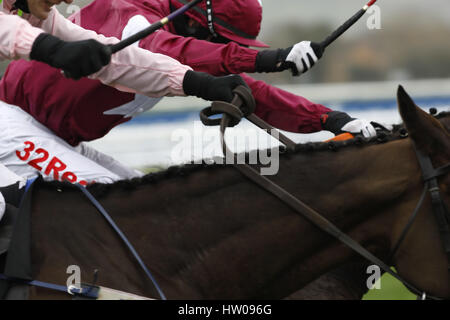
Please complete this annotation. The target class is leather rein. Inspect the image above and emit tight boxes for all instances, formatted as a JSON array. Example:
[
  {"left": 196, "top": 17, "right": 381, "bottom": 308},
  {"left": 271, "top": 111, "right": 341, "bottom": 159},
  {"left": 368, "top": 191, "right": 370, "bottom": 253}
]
[{"left": 200, "top": 86, "right": 450, "bottom": 300}]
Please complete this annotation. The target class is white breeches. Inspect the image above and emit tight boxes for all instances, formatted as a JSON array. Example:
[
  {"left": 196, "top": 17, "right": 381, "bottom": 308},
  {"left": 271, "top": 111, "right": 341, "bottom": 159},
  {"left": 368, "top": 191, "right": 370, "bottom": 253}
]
[{"left": 0, "top": 101, "right": 143, "bottom": 185}]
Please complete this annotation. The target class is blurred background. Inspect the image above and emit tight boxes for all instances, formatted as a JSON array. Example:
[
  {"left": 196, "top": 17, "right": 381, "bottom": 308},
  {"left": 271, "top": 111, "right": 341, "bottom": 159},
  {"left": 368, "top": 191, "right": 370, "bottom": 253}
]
[
  {"left": 3, "top": 0, "right": 450, "bottom": 300},
  {"left": 259, "top": 0, "right": 450, "bottom": 84}
]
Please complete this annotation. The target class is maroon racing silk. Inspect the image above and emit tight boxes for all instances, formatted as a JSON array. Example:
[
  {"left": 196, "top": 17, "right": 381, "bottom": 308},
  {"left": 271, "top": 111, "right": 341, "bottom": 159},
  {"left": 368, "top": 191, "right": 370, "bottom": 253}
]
[{"left": 0, "top": 0, "right": 330, "bottom": 146}]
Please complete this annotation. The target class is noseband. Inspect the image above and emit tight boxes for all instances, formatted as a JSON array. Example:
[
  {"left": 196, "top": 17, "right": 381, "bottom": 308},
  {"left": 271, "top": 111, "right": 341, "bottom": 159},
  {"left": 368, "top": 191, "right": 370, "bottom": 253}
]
[{"left": 200, "top": 86, "right": 450, "bottom": 300}]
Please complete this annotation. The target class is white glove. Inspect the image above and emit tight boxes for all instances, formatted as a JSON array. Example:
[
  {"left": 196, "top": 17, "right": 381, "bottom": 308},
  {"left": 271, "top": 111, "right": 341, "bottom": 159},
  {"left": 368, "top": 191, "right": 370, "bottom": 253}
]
[
  {"left": 341, "top": 119, "right": 377, "bottom": 138},
  {"left": 286, "top": 41, "right": 320, "bottom": 75}
]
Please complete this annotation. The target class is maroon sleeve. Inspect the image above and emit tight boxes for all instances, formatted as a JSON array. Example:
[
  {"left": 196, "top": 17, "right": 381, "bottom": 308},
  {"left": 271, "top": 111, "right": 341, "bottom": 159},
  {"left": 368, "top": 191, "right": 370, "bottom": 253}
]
[
  {"left": 241, "top": 74, "right": 332, "bottom": 134},
  {"left": 141, "top": 31, "right": 332, "bottom": 133},
  {"left": 72, "top": 0, "right": 332, "bottom": 134},
  {"left": 75, "top": 0, "right": 258, "bottom": 75},
  {"left": 140, "top": 30, "right": 258, "bottom": 76}
]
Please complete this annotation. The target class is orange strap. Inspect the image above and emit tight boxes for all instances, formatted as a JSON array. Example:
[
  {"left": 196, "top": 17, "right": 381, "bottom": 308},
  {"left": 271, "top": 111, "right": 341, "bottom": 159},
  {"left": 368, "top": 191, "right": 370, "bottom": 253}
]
[{"left": 325, "top": 133, "right": 354, "bottom": 142}]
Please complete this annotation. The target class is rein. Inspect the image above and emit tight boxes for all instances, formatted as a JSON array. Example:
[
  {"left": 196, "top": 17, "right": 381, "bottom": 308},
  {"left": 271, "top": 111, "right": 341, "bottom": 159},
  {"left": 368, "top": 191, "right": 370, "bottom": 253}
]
[
  {"left": 75, "top": 185, "right": 166, "bottom": 300},
  {"left": 0, "top": 178, "right": 161, "bottom": 300},
  {"left": 200, "top": 85, "right": 450, "bottom": 300},
  {"left": 389, "top": 149, "right": 450, "bottom": 263}
]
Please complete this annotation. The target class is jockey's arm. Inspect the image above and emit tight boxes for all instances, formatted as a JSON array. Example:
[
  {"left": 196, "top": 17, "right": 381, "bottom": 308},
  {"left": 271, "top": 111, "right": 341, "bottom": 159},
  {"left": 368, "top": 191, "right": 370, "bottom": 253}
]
[
  {"left": 29, "top": 7, "right": 242, "bottom": 103},
  {"left": 241, "top": 74, "right": 332, "bottom": 134},
  {"left": 39, "top": 7, "right": 190, "bottom": 97},
  {"left": 139, "top": 27, "right": 258, "bottom": 76},
  {"left": 134, "top": 18, "right": 377, "bottom": 138},
  {"left": 0, "top": 12, "right": 43, "bottom": 60},
  {"left": 0, "top": 11, "right": 112, "bottom": 79}
]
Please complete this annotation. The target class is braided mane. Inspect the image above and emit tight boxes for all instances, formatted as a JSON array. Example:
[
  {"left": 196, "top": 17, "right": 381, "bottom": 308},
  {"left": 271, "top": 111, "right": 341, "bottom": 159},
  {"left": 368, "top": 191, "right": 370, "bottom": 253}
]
[{"left": 41, "top": 111, "right": 450, "bottom": 197}]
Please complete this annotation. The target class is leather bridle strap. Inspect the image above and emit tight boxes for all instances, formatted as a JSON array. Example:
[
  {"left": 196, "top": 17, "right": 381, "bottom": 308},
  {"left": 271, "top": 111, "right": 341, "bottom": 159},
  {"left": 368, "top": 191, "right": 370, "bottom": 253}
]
[
  {"left": 205, "top": 86, "right": 298, "bottom": 152},
  {"left": 246, "top": 114, "right": 297, "bottom": 153},
  {"left": 389, "top": 156, "right": 450, "bottom": 265},
  {"left": 200, "top": 86, "right": 444, "bottom": 299},
  {"left": 388, "top": 184, "right": 428, "bottom": 263},
  {"left": 424, "top": 163, "right": 450, "bottom": 181},
  {"left": 414, "top": 146, "right": 450, "bottom": 263},
  {"left": 229, "top": 147, "right": 427, "bottom": 298}
]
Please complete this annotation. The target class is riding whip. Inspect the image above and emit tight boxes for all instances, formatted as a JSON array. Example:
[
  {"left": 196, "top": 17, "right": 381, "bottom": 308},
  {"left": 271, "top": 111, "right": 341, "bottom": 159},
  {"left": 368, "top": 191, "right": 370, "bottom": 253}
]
[
  {"left": 320, "top": 0, "right": 378, "bottom": 50},
  {"left": 63, "top": 0, "right": 202, "bottom": 78},
  {"left": 315, "top": 0, "right": 379, "bottom": 142}
]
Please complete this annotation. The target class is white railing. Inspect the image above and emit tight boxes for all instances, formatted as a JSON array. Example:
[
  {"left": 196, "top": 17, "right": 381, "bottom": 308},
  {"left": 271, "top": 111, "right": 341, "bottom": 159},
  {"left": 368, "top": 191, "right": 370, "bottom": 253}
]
[{"left": 150, "top": 78, "right": 450, "bottom": 114}]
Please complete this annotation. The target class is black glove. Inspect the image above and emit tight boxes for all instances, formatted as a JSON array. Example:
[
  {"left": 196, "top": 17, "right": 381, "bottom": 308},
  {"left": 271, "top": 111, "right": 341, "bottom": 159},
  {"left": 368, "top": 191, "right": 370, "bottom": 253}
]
[
  {"left": 30, "top": 33, "right": 112, "bottom": 80},
  {"left": 256, "top": 41, "right": 324, "bottom": 76},
  {"left": 321, "top": 111, "right": 377, "bottom": 138},
  {"left": 183, "top": 70, "right": 249, "bottom": 103}
]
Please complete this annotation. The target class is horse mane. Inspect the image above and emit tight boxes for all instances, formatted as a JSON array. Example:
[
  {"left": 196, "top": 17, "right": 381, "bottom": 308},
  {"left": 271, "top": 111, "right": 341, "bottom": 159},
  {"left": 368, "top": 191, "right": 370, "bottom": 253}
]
[
  {"left": 41, "top": 110, "right": 450, "bottom": 198},
  {"left": 435, "top": 110, "right": 450, "bottom": 119}
]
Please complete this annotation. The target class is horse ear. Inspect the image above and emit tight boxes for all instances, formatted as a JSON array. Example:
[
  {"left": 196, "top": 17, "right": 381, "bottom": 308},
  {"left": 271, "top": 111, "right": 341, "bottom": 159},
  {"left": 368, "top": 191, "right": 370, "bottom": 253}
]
[{"left": 397, "top": 85, "right": 450, "bottom": 158}]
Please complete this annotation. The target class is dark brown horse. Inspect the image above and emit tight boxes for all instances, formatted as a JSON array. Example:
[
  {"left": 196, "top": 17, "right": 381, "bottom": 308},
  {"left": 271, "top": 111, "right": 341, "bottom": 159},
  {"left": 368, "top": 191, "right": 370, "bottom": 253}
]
[
  {"left": 286, "top": 258, "right": 372, "bottom": 300},
  {"left": 1, "top": 86, "right": 448, "bottom": 299}
]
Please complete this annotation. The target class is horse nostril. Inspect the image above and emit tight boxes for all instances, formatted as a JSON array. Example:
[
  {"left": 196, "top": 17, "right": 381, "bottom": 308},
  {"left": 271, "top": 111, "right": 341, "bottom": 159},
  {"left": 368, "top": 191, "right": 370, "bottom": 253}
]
[{"left": 429, "top": 108, "right": 437, "bottom": 116}]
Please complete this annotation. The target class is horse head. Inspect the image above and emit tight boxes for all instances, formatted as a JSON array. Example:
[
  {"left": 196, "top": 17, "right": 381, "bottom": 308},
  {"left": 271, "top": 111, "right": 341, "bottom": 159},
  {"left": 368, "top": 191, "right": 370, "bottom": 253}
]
[{"left": 395, "top": 85, "right": 450, "bottom": 298}]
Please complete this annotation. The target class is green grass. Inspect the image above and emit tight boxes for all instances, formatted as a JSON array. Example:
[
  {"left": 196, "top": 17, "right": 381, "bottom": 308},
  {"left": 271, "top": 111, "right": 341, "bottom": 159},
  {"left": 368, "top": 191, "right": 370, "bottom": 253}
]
[{"left": 363, "top": 271, "right": 417, "bottom": 300}]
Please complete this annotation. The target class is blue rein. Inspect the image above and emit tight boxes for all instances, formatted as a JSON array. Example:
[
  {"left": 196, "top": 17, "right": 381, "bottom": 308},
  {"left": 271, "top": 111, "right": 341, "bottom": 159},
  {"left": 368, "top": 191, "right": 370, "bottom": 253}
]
[
  {"left": 0, "top": 274, "right": 98, "bottom": 298},
  {"left": 22, "top": 177, "right": 37, "bottom": 200},
  {"left": 75, "top": 184, "right": 167, "bottom": 300},
  {"left": 1, "top": 178, "right": 166, "bottom": 300}
]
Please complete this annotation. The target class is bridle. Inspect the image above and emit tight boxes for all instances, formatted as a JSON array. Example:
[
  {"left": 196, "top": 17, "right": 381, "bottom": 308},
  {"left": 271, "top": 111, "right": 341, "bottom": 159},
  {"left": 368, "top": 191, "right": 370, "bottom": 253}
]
[
  {"left": 389, "top": 147, "right": 450, "bottom": 264},
  {"left": 200, "top": 85, "right": 450, "bottom": 300},
  {"left": 387, "top": 146, "right": 450, "bottom": 300}
]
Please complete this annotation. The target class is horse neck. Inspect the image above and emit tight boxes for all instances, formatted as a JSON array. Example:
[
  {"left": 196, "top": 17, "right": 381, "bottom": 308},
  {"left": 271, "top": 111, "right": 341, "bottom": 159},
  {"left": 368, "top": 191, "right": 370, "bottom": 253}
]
[
  {"left": 31, "top": 137, "right": 416, "bottom": 299},
  {"left": 103, "top": 137, "right": 419, "bottom": 299}
]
